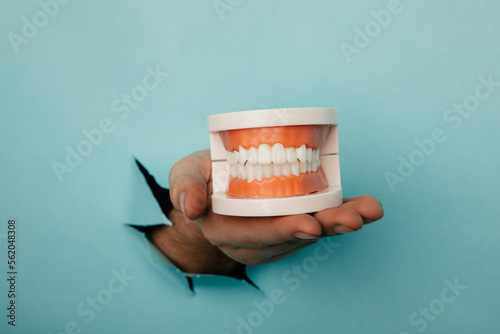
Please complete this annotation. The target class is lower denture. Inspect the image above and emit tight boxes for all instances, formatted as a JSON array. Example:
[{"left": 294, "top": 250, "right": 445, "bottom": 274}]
[{"left": 227, "top": 168, "right": 329, "bottom": 198}]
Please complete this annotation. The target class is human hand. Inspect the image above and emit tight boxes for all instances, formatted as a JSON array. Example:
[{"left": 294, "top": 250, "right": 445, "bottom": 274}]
[{"left": 151, "top": 149, "right": 384, "bottom": 276}]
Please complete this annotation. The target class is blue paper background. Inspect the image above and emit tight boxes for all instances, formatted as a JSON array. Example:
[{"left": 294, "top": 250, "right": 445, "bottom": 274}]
[{"left": 1, "top": 0, "right": 499, "bottom": 333}]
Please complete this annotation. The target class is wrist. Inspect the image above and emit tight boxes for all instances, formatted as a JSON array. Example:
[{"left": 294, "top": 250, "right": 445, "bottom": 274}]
[{"left": 149, "top": 209, "right": 244, "bottom": 276}]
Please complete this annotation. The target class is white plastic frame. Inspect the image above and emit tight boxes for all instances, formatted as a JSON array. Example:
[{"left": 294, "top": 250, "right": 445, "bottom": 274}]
[{"left": 208, "top": 108, "right": 342, "bottom": 217}]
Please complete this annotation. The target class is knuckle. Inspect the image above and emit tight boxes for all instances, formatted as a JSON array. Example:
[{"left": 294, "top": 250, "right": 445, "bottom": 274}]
[{"left": 344, "top": 206, "right": 364, "bottom": 230}]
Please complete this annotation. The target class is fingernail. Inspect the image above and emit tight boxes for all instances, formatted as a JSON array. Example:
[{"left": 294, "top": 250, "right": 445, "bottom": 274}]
[
  {"left": 333, "top": 225, "right": 355, "bottom": 234},
  {"left": 180, "top": 192, "right": 186, "bottom": 214},
  {"left": 294, "top": 232, "right": 319, "bottom": 240}
]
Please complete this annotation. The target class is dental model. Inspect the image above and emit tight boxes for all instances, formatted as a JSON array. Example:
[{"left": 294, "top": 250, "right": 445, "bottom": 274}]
[{"left": 208, "top": 108, "right": 342, "bottom": 217}]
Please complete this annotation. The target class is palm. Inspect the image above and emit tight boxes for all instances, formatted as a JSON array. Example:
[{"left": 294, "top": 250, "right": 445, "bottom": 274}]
[{"left": 168, "top": 150, "right": 384, "bottom": 267}]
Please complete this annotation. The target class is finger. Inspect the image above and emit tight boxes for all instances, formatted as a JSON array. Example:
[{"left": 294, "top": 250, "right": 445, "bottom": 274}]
[
  {"left": 313, "top": 205, "right": 364, "bottom": 236},
  {"left": 343, "top": 195, "right": 384, "bottom": 223},
  {"left": 198, "top": 211, "right": 323, "bottom": 249},
  {"left": 313, "top": 195, "right": 384, "bottom": 236},
  {"left": 169, "top": 149, "right": 212, "bottom": 220}
]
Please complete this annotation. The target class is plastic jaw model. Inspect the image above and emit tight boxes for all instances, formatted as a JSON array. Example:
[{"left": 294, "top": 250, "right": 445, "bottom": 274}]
[{"left": 208, "top": 108, "right": 342, "bottom": 217}]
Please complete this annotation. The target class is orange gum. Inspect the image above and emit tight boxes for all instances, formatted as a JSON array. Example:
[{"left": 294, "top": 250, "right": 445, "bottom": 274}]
[{"left": 219, "top": 125, "right": 330, "bottom": 151}]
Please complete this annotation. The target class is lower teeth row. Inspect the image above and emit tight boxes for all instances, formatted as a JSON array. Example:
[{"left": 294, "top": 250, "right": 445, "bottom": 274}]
[{"left": 229, "top": 160, "right": 320, "bottom": 182}]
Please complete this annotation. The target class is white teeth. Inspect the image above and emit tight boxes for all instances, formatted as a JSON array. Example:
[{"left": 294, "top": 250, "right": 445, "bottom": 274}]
[
  {"left": 255, "top": 164, "right": 263, "bottom": 182},
  {"left": 233, "top": 151, "right": 239, "bottom": 165},
  {"left": 273, "top": 164, "right": 282, "bottom": 177},
  {"left": 312, "top": 160, "right": 318, "bottom": 172},
  {"left": 230, "top": 165, "right": 238, "bottom": 177},
  {"left": 239, "top": 146, "right": 249, "bottom": 165},
  {"left": 247, "top": 164, "right": 255, "bottom": 183},
  {"left": 299, "top": 162, "right": 307, "bottom": 174},
  {"left": 263, "top": 164, "right": 273, "bottom": 179},
  {"left": 291, "top": 162, "right": 300, "bottom": 177},
  {"left": 226, "top": 144, "right": 322, "bottom": 181},
  {"left": 249, "top": 146, "right": 258, "bottom": 164},
  {"left": 306, "top": 148, "right": 313, "bottom": 162},
  {"left": 228, "top": 146, "right": 320, "bottom": 165},
  {"left": 238, "top": 164, "right": 247, "bottom": 179},
  {"left": 272, "top": 143, "right": 287, "bottom": 164},
  {"left": 282, "top": 163, "right": 291, "bottom": 176},
  {"left": 286, "top": 147, "right": 297, "bottom": 163},
  {"left": 258, "top": 144, "right": 272, "bottom": 164},
  {"left": 296, "top": 144, "right": 306, "bottom": 163}
]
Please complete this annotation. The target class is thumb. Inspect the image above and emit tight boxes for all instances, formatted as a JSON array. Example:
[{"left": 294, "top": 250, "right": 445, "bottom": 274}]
[{"left": 169, "top": 149, "right": 212, "bottom": 220}]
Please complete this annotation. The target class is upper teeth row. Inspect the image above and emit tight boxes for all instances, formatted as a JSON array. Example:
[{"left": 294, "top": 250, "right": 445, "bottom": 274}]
[{"left": 226, "top": 144, "right": 320, "bottom": 166}]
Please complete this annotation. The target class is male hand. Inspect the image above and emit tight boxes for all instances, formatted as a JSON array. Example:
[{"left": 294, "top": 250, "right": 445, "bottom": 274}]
[{"left": 150, "top": 149, "right": 384, "bottom": 276}]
